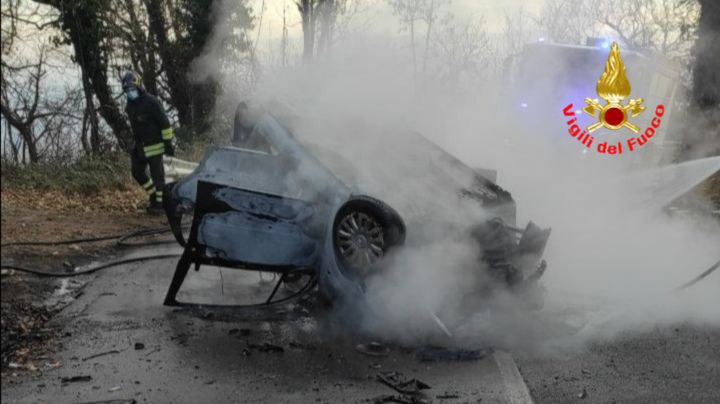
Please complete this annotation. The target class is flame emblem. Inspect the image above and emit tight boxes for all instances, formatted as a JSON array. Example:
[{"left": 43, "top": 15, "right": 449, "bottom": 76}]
[{"left": 583, "top": 42, "right": 644, "bottom": 133}]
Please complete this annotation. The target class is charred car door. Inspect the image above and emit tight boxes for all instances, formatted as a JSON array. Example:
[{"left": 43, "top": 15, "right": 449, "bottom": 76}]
[{"left": 165, "top": 115, "right": 349, "bottom": 269}]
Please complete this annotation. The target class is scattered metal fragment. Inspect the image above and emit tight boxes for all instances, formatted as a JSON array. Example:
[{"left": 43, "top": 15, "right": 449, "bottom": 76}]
[
  {"left": 108, "top": 385, "right": 121, "bottom": 392},
  {"left": 578, "top": 388, "right": 588, "bottom": 399},
  {"left": 134, "top": 342, "right": 145, "bottom": 350},
  {"left": 416, "top": 346, "right": 494, "bottom": 362},
  {"left": 229, "top": 328, "right": 252, "bottom": 337},
  {"left": 356, "top": 342, "right": 390, "bottom": 357},
  {"left": 60, "top": 375, "right": 92, "bottom": 383},
  {"left": 436, "top": 392, "right": 460, "bottom": 399},
  {"left": 372, "top": 394, "right": 426, "bottom": 404},
  {"left": 144, "top": 346, "right": 161, "bottom": 357},
  {"left": 248, "top": 342, "right": 284, "bottom": 353},
  {"left": 289, "top": 341, "right": 317, "bottom": 350},
  {"left": 430, "top": 312, "right": 453, "bottom": 337},
  {"left": 82, "top": 349, "right": 122, "bottom": 362},
  {"left": 377, "top": 371, "right": 431, "bottom": 396}
]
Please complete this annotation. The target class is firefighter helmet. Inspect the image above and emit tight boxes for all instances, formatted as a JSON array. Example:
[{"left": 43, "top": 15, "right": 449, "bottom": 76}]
[{"left": 121, "top": 71, "right": 143, "bottom": 91}]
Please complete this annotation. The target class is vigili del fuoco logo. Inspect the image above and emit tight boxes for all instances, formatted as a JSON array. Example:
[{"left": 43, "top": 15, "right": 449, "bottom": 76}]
[{"left": 562, "top": 42, "right": 665, "bottom": 155}]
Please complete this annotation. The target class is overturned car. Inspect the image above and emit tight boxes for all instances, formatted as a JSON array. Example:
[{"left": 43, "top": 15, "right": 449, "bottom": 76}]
[{"left": 162, "top": 106, "right": 550, "bottom": 310}]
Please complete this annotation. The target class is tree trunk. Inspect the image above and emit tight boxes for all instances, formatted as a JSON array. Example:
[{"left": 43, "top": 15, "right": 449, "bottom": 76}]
[
  {"left": 34, "top": 0, "right": 133, "bottom": 150},
  {"left": 5, "top": 119, "right": 20, "bottom": 163},
  {"left": 0, "top": 104, "right": 39, "bottom": 163},
  {"left": 19, "top": 127, "right": 38, "bottom": 163},
  {"left": 126, "top": 0, "right": 159, "bottom": 95},
  {"left": 422, "top": 0, "right": 435, "bottom": 74},
  {"left": 80, "top": 66, "right": 101, "bottom": 153},
  {"left": 80, "top": 109, "right": 90, "bottom": 154},
  {"left": 410, "top": 19, "right": 417, "bottom": 78},
  {"left": 317, "top": 0, "right": 333, "bottom": 56},
  {"left": 145, "top": 0, "right": 215, "bottom": 135},
  {"left": 299, "top": 0, "right": 316, "bottom": 62}
]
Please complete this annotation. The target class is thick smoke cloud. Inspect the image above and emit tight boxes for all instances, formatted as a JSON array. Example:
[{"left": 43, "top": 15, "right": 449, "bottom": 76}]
[{"left": 195, "top": 3, "right": 720, "bottom": 351}]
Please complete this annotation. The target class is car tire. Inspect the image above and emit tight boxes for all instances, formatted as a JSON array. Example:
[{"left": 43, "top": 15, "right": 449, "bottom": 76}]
[{"left": 331, "top": 196, "right": 405, "bottom": 284}]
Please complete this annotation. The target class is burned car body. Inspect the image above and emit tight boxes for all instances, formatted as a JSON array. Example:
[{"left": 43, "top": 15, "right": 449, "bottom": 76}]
[{"left": 162, "top": 110, "right": 550, "bottom": 308}]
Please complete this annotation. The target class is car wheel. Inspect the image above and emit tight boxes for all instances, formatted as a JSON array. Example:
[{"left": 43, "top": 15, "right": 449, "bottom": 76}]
[
  {"left": 335, "top": 210, "right": 386, "bottom": 275},
  {"left": 332, "top": 197, "right": 405, "bottom": 282}
]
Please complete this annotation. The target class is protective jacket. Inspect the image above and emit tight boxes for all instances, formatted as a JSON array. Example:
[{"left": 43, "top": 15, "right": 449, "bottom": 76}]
[{"left": 126, "top": 92, "right": 174, "bottom": 157}]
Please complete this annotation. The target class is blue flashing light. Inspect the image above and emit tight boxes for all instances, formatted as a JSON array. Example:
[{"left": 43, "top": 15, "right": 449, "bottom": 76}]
[
  {"left": 520, "top": 102, "right": 528, "bottom": 108},
  {"left": 601, "top": 41, "right": 610, "bottom": 49}
]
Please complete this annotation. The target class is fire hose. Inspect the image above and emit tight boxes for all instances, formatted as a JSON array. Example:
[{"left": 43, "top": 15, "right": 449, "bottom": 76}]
[
  {"left": 0, "top": 226, "right": 318, "bottom": 307},
  {"left": 1, "top": 228, "right": 718, "bottom": 291},
  {"left": 1, "top": 226, "right": 180, "bottom": 277}
]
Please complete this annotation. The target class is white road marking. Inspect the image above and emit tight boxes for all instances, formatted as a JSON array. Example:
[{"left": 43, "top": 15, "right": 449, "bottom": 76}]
[{"left": 494, "top": 350, "right": 535, "bottom": 404}]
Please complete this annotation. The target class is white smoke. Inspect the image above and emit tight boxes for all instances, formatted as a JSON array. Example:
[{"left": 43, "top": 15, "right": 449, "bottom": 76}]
[{"left": 195, "top": 3, "right": 720, "bottom": 351}]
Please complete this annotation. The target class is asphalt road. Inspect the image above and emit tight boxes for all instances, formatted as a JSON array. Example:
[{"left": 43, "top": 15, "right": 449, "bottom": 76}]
[
  {"left": 1, "top": 247, "right": 527, "bottom": 404},
  {"left": 2, "top": 247, "right": 718, "bottom": 403},
  {"left": 516, "top": 325, "right": 720, "bottom": 403}
]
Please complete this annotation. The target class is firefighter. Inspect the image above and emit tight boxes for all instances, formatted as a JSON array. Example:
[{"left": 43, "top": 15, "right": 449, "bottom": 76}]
[{"left": 121, "top": 71, "right": 174, "bottom": 214}]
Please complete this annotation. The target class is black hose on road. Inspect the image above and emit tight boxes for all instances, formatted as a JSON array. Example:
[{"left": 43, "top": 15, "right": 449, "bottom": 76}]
[
  {"left": 1, "top": 254, "right": 181, "bottom": 277},
  {"left": 1, "top": 226, "right": 181, "bottom": 277},
  {"left": 674, "top": 259, "right": 720, "bottom": 291},
  {"left": 2, "top": 228, "right": 718, "bottom": 292},
  {"left": 1, "top": 226, "right": 179, "bottom": 248}
]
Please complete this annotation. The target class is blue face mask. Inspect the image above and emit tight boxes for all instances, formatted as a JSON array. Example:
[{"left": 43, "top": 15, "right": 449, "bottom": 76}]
[{"left": 126, "top": 88, "right": 139, "bottom": 100}]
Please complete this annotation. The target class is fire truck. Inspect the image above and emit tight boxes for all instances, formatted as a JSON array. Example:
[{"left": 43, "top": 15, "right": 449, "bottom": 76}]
[{"left": 506, "top": 38, "right": 684, "bottom": 167}]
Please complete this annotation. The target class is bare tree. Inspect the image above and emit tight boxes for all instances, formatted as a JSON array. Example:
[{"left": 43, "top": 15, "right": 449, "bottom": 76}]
[
  {"left": 419, "top": 0, "right": 436, "bottom": 74},
  {"left": 594, "top": 0, "right": 699, "bottom": 59},
  {"left": 297, "top": 0, "right": 317, "bottom": 62},
  {"left": 296, "top": 0, "right": 365, "bottom": 61},
  {"left": 535, "top": 0, "right": 699, "bottom": 60},
  {"left": 1, "top": 46, "right": 83, "bottom": 163},
  {"left": 686, "top": 0, "right": 720, "bottom": 158},
  {"left": 536, "top": 0, "right": 595, "bottom": 45},
  {"left": 0, "top": 49, "right": 47, "bottom": 162},
  {"left": 431, "top": 13, "right": 491, "bottom": 91},
  {"left": 388, "top": 0, "right": 425, "bottom": 76}
]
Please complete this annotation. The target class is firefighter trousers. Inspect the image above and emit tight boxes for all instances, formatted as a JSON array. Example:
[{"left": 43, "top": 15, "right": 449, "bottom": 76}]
[{"left": 131, "top": 146, "right": 165, "bottom": 203}]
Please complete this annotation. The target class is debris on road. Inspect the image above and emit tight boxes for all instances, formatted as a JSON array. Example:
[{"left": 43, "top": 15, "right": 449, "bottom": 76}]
[
  {"left": 60, "top": 375, "right": 92, "bottom": 383},
  {"left": 228, "top": 328, "right": 251, "bottom": 337},
  {"left": 430, "top": 312, "right": 453, "bottom": 337},
  {"left": 289, "top": 341, "right": 317, "bottom": 350},
  {"left": 436, "top": 392, "right": 460, "bottom": 399},
  {"left": 82, "top": 349, "right": 122, "bottom": 362},
  {"left": 248, "top": 342, "right": 284, "bottom": 353},
  {"left": 134, "top": 342, "right": 145, "bottom": 350},
  {"left": 371, "top": 393, "right": 426, "bottom": 404},
  {"left": 417, "top": 346, "right": 494, "bottom": 362},
  {"left": 377, "top": 371, "right": 431, "bottom": 396},
  {"left": 143, "top": 346, "right": 160, "bottom": 356},
  {"left": 8, "top": 361, "right": 37, "bottom": 371},
  {"left": 1, "top": 301, "right": 56, "bottom": 369},
  {"left": 356, "top": 342, "right": 390, "bottom": 357},
  {"left": 578, "top": 388, "right": 588, "bottom": 399}
]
